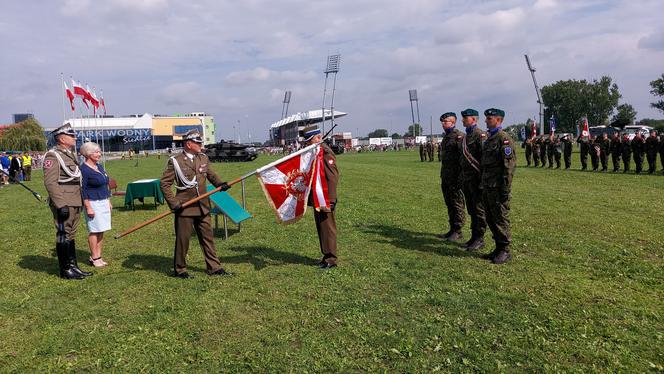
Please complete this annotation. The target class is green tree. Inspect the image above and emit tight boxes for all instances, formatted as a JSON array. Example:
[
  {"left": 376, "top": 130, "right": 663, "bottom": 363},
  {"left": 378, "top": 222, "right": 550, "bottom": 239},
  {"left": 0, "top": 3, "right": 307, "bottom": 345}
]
[
  {"left": 390, "top": 133, "right": 402, "bottom": 139},
  {"left": 649, "top": 73, "right": 664, "bottom": 114},
  {"left": 541, "top": 76, "right": 621, "bottom": 132},
  {"left": 637, "top": 118, "right": 664, "bottom": 132},
  {"left": 367, "top": 129, "right": 388, "bottom": 138},
  {"left": 0, "top": 118, "right": 47, "bottom": 151},
  {"left": 404, "top": 123, "right": 423, "bottom": 137},
  {"left": 611, "top": 103, "right": 637, "bottom": 129}
]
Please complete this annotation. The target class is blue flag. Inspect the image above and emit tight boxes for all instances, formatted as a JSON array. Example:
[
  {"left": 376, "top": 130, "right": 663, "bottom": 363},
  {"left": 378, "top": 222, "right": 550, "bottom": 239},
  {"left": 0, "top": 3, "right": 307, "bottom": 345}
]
[{"left": 549, "top": 116, "right": 556, "bottom": 133}]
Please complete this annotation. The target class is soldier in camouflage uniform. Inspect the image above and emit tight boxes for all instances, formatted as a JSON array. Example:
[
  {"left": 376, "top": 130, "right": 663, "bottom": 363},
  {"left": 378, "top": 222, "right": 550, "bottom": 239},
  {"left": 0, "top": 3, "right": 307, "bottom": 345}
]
[
  {"left": 645, "top": 130, "right": 659, "bottom": 174},
  {"left": 561, "top": 134, "right": 573, "bottom": 169},
  {"left": 523, "top": 137, "right": 532, "bottom": 167},
  {"left": 590, "top": 135, "right": 600, "bottom": 171},
  {"left": 598, "top": 132, "right": 610, "bottom": 172},
  {"left": 631, "top": 132, "right": 646, "bottom": 174},
  {"left": 480, "top": 108, "right": 516, "bottom": 264},
  {"left": 427, "top": 141, "right": 434, "bottom": 162},
  {"left": 531, "top": 136, "right": 541, "bottom": 167},
  {"left": 419, "top": 143, "right": 426, "bottom": 162},
  {"left": 437, "top": 112, "right": 466, "bottom": 242},
  {"left": 577, "top": 134, "right": 590, "bottom": 170},
  {"left": 609, "top": 133, "right": 621, "bottom": 172},
  {"left": 459, "top": 109, "right": 486, "bottom": 251},
  {"left": 621, "top": 133, "right": 632, "bottom": 172},
  {"left": 545, "top": 134, "right": 554, "bottom": 168}
]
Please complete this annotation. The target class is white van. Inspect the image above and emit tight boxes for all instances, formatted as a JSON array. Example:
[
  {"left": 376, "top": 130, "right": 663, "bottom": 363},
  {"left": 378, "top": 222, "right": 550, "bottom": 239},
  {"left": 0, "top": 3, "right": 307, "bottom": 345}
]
[{"left": 623, "top": 125, "right": 653, "bottom": 140}]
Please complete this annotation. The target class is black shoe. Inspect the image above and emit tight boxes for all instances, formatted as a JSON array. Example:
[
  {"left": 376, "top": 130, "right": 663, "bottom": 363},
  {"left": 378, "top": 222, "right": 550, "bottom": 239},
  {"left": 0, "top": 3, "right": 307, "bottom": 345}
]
[
  {"left": 436, "top": 230, "right": 452, "bottom": 239},
  {"left": 172, "top": 272, "right": 193, "bottom": 279},
  {"left": 460, "top": 238, "right": 473, "bottom": 248},
  {"left": 318, "top": 262, "right": 337, "bottom": 269},
  {"left": 491, "top": 250, "right": 512, "bottom": 265},
  {"left": 68, "top": 240, "right": 92, "bottom": 277},
  {"left": 445, "top": 231, "right": 463, "bottom": 243},
  {"left": 209, "top": 268, "right": 233, "bottom": 276},
  {"left": 467, "top": 239, "right": 486, "bottom": 251}
]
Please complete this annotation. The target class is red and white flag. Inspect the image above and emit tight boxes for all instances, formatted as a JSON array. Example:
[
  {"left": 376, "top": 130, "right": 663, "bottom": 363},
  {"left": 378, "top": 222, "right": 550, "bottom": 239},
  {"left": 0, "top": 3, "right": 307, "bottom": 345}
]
[
  {"left": 63, "top": 81, "right": 75, "bottom": 111},
  {"left": 87, "top": 84, "right": 98, "bottom": 108},
  {"left": 90, "top": 88, "right": 100, "bottom": 114},
  {"left": 310, "top": 147, "right": 330, "bottom": 210},
  {"left": 530, "top": 120, "right": 537, "bottom": 138},
  {"left": 72, "top": 79, "right": 86, "bottom": 97},
  {"left": 255, "top": 143, "right": 319, "bottom": 223},
  {"left": 581, "top": 117, "right": 590, "bottom": 137},
  {"left": 100, "top": 90, "right": 106, "bottom": 115}
]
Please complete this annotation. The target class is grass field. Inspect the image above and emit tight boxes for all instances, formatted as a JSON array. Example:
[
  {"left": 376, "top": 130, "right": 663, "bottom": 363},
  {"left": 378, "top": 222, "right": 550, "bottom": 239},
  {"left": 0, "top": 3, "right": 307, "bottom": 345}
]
[{"left": 0, "top": 150, "right": 662, "bottom": 372}]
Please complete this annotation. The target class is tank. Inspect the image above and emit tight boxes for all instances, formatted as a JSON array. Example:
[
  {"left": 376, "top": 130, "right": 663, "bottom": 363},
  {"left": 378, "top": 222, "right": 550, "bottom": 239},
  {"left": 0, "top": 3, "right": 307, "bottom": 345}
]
[{"left": 204, "top": 141, "right": 258, "bottom": 162}]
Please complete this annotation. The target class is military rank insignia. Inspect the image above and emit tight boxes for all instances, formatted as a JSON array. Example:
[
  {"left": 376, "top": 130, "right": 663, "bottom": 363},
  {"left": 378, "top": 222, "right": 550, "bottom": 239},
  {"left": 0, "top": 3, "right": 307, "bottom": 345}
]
[{"left": 504, "top": 146, "right": 512, "bottom": 156}]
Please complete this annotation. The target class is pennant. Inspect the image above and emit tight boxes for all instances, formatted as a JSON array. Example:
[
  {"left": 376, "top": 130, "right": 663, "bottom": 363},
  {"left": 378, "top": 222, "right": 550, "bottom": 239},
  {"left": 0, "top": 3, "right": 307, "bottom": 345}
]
[{"left": 255, "top": 143, "right": 319, "bottom": 224}]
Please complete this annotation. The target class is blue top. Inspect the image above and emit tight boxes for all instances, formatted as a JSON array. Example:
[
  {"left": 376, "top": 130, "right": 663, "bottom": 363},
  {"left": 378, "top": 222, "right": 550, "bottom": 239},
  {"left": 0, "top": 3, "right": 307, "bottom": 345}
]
[
  {"left": 81, "top": 162, "right": 111, "bottom": 201},
  {"left": 0, "top": 156, "right": 9, "bottom": 168}
]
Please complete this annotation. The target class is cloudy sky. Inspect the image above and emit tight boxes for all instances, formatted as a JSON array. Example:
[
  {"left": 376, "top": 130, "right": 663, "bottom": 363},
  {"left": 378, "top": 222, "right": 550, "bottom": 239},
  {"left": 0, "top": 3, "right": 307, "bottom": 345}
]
[{"left": 1, "top": 0, "right": 663, "bottom": 141}]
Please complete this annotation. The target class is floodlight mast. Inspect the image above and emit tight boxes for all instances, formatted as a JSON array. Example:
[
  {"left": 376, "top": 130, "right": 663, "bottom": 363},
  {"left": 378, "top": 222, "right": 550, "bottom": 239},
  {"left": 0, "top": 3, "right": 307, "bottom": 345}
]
[
  {"left": 525, "top": 54, "right": 544, "bottom": 134},
  {"left": 281, "top": 90, "right": 291, "bottom": 119},
  {"left": 321, "top": 54, "right": 341, "bottom": 136},
  {"left": 409, "top": 90, "right": 419, "bottom": 137}
]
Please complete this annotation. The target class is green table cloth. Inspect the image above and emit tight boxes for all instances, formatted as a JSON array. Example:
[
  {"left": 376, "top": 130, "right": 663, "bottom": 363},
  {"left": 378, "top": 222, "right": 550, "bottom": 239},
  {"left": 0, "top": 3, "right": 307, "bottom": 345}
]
[{"left": 124, "top": 179, "right": 164, "bottom": 208}]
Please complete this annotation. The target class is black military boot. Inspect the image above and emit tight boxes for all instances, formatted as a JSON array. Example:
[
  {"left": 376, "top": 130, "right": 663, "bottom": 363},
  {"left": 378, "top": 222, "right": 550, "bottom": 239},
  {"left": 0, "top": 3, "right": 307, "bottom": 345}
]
[
  {"left": 466, "top": 238, "right": 486, "bottom": 251},
  {"left": 445, "top": 231, "right": 463, "bottom": 243},
  {"left": 67, "top": 240, "right": 92, "bottom": 277},
  {"left": 491, "top": 248, "right": 512, "bottom": 265},
  {"left": 460, "top": 238, "right": 474, "bottom": 248},
  {"left": 436, "top": 230, "right": 453, "bottom": 239},
  {"left": 56, "top": 242, "right": 84, "bottom": 280}
]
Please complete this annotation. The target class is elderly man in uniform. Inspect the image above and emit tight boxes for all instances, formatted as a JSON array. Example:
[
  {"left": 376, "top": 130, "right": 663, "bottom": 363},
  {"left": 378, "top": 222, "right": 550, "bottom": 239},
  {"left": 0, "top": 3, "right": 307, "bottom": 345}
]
[
  {"left": 301, "top": 125, "right": 340, "bottom": 268},
  {"left": 480, "top": 109, "right": 516, "bottom": 264},
  {"left": 459, "top": 109, "right": 486, "bottom": 251},
  {"left": 43, "top": 123, "right": 92, "bottom": 279},
  {"left": 160, "top": 130, "right": 231, "bottom": 278},
  {"left": 437, "top": 112, "right": 466, "bottom": 242}
]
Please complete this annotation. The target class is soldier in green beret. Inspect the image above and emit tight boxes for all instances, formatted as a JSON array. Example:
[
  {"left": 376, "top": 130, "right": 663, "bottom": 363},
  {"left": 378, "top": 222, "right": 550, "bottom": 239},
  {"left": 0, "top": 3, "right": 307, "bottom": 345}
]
[
  {"left": 531, "top": 135, "right": 541, "bottom": 167},
  {"left": 459, "top": 109, "right": 486, "bottom": 250},
  {"left": 436, "top": 112, "right": 466, "bottom": 242},
  {"left": 480, "top": 108, "right": 516, "bottom": 264},
  {"left": 538, "top": 135, "right": 547, "bottom": 168}
]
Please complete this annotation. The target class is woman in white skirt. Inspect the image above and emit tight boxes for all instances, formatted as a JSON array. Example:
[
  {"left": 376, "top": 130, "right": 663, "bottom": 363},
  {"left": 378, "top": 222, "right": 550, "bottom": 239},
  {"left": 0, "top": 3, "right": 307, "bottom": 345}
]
[{"left": 80, "top": 142, "right": 112, "bottom": 267}]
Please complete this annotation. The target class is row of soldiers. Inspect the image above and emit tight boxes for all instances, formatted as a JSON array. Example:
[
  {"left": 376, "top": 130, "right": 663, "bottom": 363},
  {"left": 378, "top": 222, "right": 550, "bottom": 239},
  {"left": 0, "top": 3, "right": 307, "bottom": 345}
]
[
  {"left": 523, "top": 130, "right": 664, "bottom": 173},
  {"left": 419, "top": 141, "right": 436, "bottom": 162}
]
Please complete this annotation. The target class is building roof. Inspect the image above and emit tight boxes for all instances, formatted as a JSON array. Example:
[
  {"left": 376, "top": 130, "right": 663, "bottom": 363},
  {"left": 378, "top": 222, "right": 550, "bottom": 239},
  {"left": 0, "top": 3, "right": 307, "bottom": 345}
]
[{"left": 269, "top": 109, "right": 347, "bottom": 129}]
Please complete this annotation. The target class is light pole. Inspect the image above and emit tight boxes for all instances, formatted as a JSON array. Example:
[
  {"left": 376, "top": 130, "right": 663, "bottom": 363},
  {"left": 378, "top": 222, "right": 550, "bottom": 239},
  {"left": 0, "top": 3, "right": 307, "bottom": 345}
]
[{"left": 321, "top": 54, "right": 341, "bottom": 135}]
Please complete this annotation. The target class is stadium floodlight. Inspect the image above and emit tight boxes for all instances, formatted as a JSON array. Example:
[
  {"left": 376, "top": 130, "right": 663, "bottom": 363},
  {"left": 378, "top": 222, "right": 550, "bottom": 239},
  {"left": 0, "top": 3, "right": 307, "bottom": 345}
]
[
  {"left": 321, "top": 54, "right": 342, "bottom": 135},
  {"left": 281, "top": 90, "right": 292, "bottom": 119},
  {"left": 408, "top": 89, "right": 421, "bottom": 136},
  {"left": 525, "top": 54, "right": 544, "bottom": 135},
  {"left": 325, "top": 54, "right": 341, "bottom": 74}
]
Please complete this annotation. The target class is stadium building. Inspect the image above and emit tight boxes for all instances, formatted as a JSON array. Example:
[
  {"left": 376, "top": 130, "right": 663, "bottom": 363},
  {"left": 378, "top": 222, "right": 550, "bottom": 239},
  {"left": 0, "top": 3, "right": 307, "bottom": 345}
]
[
  {"left": 47, "top": 112, "right": 216, "bottom": 151},
  {"left": 269, "top": 109, "right": 347, "bottom": 145}
]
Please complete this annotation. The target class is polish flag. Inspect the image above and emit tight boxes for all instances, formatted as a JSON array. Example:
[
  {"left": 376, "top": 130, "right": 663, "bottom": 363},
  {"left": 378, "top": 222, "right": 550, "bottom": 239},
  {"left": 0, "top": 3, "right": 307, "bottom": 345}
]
[
  {"left": 72, "top": 79, "right": 86, "bottom": 97},
  {"left": 90, "top": 88, "right": 100, "bottom": 113},
  {"left": 63, "top": 81, "right": 75, "bottom": 111},
  {"left": 581, "top": 117, "right": 590, "bottom": 137},
  {"left": 255, "top": 143, "right": 319, "bottom": 223},
  {"left": 86, "top": 84, "right": 98, "bottom": 108},
  {"left": 530, "top": 120, "right": 537, "bottom": 138},
  {"left": 100, "top": 91, "right": 106, "bottom": 115}
]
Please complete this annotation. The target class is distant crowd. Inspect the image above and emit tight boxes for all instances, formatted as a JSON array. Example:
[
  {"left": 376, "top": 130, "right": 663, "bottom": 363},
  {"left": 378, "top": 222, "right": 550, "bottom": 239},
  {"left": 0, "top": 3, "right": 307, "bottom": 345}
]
[
  {"left": 0, "top": 151, "right": 45, "bottom": 185},
  {"left": 522, "top": 130, "right": 664, "bottom": 173}
]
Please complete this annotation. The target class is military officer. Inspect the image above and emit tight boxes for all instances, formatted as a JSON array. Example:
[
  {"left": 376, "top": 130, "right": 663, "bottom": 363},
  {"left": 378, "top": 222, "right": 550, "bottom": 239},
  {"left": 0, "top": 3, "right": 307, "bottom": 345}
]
[
  {"left": 631, "top": 132, "right": 646, "bottom": 174},
  {"left": 609, "top": 133, "right": 622, "bottom": 172},
  {"left": 645, "top": 130, "right": 659, "bottom": 174},
  {"left": 437, "top": 112, "right": 466, "bottom": 242},
  {"left": 598, "top": 132, "right": 610, "bottom": 172},
  {"left": 538, "top": 135, "right": 547, "bottom": 168},
  {"left": 459, "top": 109, "right": 486, "bottom": 251},
  {"left": 590, "top": 135, "right": 600, "bottom": 171},
  {"left": 545, "top": 134, "right": 554, "bottom": 168},
  {"left": 531, "top": 135, "right": 541, "bottom": 167},
  {"left": 302, "top": 126, "right": 340, "bottom": 268},
  {"left": 523, "top": 137, "right": 532, "bottom": 167},
  {"left": 419, "top": 142, "right": 426, "bottom": 162},
  {"left": 427, "top": 141, "right": 434, "bottom": 162},
  {"left": 577, "top": 133, "right": 590, "bottom": 170},
  {"left": 160, "top": 130, "right": 231, "bottom": 278},
  {"left": 43, "top": 123, "right": 92, "bottom": 280},
  {"left": 480, "top": 109, "right": 516, "bottom": 264},
  {"left": 621, "top": 133, "right": 632, "bottom": 172},
  {"left": 561, "top": 134, "right": 573, "bottom": 169}
]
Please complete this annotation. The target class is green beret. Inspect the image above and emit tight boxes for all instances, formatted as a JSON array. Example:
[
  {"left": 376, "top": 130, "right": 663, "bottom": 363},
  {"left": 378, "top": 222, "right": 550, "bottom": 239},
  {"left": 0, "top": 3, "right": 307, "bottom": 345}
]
[
  {"left": 461, "top": 108, "right": 479, "bottom": 117},
  {"left": 439, "top": 112, "right": 456, "bottom": 121},
  {"left": 484, "top": 108, "right": 505, "bottom": 117}
]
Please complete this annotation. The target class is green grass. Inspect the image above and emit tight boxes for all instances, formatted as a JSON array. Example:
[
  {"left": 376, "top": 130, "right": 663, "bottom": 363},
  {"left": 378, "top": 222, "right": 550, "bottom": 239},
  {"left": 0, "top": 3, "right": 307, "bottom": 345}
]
[{"left": 0, "top": 150, "right": 662, "bottom": 372}]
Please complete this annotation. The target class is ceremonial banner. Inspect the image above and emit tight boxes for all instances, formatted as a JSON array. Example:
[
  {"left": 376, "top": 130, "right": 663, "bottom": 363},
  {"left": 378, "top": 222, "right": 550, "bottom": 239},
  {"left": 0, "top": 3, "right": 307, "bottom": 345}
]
[
  {"left": 549, "top": 116, "right": 556, "bottom": 134},
  {"left": 581, "top": 117, "right": 590, "bottom": 137},
  {"left": 255, "top": 143, "right": 319, "bottom": 223},
  {"left": 530, "top": 120, "right": 537, "bottom": 138},
  {"left": 311, "top": 147, "right": 330, "bottom": 210}
]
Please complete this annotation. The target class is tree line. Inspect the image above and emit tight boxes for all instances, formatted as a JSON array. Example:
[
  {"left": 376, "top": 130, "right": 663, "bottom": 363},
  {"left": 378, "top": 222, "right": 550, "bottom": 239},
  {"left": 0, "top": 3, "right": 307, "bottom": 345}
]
[{"left": 0, "top": 118, "right": 48, "bottom": 151}]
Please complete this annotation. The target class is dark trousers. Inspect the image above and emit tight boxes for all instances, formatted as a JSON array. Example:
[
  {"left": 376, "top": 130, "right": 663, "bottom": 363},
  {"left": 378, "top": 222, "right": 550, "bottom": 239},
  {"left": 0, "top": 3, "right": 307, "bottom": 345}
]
[
  {"left": 525, "top": 149, "right": 532, "bottom": 166},
  {"left": 554, "top": 152, "right": 561, "bottom": 168},
  {"left": 462, "top": 179, "right": 486, "bottom": 239},
  {"left": 547, "top": 152, "right": 554, "bottom": 168},
  {"left": 634, "top": 153, "right": 644, "bottom": 173},
  {"left": 51, "top": 206, "right": 80, "bottom": 242},
  {"left": 612, "top": 153, "right": 621, "bottom": 171},
  {"left": 539, "top": 149, "right": 547, "bottom": 167},
  {"left": 482, "top": 188, "right": 511, "bottom": 250},
  {"left": 23, "top": 166, "right": 31, "bottom": 181},
  {"left": 623, "top": 153, "right": 631, "bottom": 172},
  {"left": 314, "top": 209, "right": 337, "bottom": 265},
  {"left": 590, "top": 151, "right": 599, "bottom": 170},
  {"left": 660, "top": 151, "right": 664, "bottom": 170},
  {"left": 647, "top": 152, "right": 657, "bottom": 173},
  {"left": 441, "top": 180, "right": 466, "bottom": 232},
  {"left": 600, "top": 152, "right": 608, "bottom": 171},
  {"left": 173, "top": 214, "right": 222, "bottom": 275},
  {"left": 580, "top": 150, "right": 588, "bottom": 170},
  {"left": 533, "top": 151, "right": 540, "bottom": 167}
]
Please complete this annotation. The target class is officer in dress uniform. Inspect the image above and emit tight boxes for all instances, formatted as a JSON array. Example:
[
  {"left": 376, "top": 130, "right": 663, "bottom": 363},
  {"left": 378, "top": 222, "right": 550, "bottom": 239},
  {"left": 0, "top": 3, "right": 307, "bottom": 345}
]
[
  {"left": 160, "top": 130, "right": 231, "bottom": 278},
  {"left": 437, "top": 112, "right": 466, "bottom": 242},
  {"left": 301, "top": 125, "right": 340, "bottom": 268},
  {"left": 43, "top": 123, "right": 92, "bottom": 279},
  {"left": 459, "top": 109, "right": 486, "bottom": 251},
  {"left": 480, "top": 109, "right": 516, "bottom": 264}
]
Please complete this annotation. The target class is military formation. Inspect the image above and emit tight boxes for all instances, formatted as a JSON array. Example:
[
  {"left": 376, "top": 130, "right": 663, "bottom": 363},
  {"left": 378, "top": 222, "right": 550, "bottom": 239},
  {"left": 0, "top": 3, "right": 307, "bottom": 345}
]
[
  {"left": 523, "top": 130, "right": 664, "bottom": 174},
  {"left": 438, "top": 108, "right": 516, "bottom": 265}
]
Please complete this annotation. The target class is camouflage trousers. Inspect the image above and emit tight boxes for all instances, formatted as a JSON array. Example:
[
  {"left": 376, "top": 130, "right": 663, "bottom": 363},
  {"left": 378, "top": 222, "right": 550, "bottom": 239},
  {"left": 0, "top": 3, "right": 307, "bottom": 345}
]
[
  {"left": 441, "top": 180, "right": 465, "bottom": 232},
  {"left": 481, "top": 188, "right": 511, "bottom": 250},
  {"left": 462, "top": 178, "right": 486, "bottom": 239}
]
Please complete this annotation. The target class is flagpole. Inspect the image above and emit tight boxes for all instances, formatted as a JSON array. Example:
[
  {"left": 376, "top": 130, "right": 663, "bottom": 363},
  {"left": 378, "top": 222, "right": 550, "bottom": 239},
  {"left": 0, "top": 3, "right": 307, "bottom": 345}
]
[
  {"left": 60, "top": 73, "right": 66, "bottom": 123},
  {"left": 100, "top": 91, "right": 106, "bottom": 166}
]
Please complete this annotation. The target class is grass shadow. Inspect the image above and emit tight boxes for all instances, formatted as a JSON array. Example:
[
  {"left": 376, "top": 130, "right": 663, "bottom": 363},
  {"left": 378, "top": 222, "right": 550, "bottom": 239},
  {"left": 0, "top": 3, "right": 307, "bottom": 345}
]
[
  {"left": 358, "top": 223, "right": 479, "bottom": 258},
  {"left": 18, "top": 249, "right": 92, "bottom": 275},
  {"left": 121, "top": 253, "right": 205, "bottom": 275},
  {"left": 224, "top": 246, "right": 318, "bottom": 271}
]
